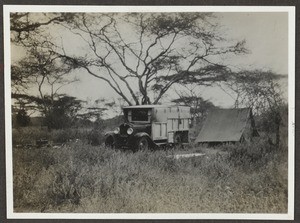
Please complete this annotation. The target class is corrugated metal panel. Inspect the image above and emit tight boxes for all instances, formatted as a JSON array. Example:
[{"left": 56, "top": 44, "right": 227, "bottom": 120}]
[{"left": 195, "top": 108, "right": 252, "bottom": 143}]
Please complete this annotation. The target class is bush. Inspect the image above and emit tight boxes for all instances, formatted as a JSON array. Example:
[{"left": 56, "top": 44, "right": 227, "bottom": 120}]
[
  {"left": 12, "top": 127, "right": 51, "bottom": 146},
  {"left": 224, "top": 139, "right": 284, "bottom": 171},
  {"left": 86, "top": 129, "right": 104, "bottom": 146}
]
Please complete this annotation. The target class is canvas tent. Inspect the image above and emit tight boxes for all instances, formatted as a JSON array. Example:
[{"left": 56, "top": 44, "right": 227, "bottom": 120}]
[{"left": 195, "top": 108, "right": 259, "bottom": 143}]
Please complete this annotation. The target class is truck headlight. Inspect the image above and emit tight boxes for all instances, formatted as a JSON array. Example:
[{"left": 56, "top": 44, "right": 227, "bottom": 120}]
[
  {"left": 127, "top": 128, "right": 133, "bottom": 135},
  {"left": 114, "top": 127, "right": 120, "bottom": 134}
]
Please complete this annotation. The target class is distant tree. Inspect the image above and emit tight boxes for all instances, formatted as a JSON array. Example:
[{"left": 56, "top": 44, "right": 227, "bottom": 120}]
[
  {"left": 11, "top": 40, "right": 79, "bottom": 129},
  {"left": 172, "top": 87, "right": 216, "bottom": 121},
  {"left": 12, "top": 45, "right": 75, "bottom": 97},
  {"left": 43, "top": 95, "right": 83, "bottom": 129},
  {"left": 10, "top": 12, "right": 79, "bottom": 129},
  {"left": 11, "top": 95, "right": 36, "bottom": 128},
  {"left": 15, "top": 109, "right": 31, "bottom": 127},
  {"left": 77, "top": 97, "right": 126, "bottom": 129},
  {"left": 225, "top": 70, "right": 286, "bottom": 147},
  {"left": 78, "top": 98, "right": 109, "bottom": 127}
]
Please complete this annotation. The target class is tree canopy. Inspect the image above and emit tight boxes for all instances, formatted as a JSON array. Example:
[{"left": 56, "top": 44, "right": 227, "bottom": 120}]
[{"left": 10, "top": 12, "right": 248, "bottom": 106}]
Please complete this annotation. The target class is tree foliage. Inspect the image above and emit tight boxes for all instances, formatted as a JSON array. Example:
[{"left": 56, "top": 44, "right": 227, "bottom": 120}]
[
  {"left": 226, "top": 70, "right": 284, "bottom": 112},
  {"left": 43, "top": 95, "right": 83, "bottom": 129},
  {"left": 225, "top": 70, "right": 286, "bottom": 147},
  {"left": 44, "top": 12, "right": 247, "bottom": 105},
  {"left": 172, "top": 90, "right": 216, "bottom": 120},
  {"left": 11, "top": 47, "right": 79, "bottom": 129},
  {"left": 11, "top": 14, "right": 83, "bottom": 129},
  {"left": 10, "top": 12, "right": 248, "bottom": 107},
  {"left": 15, "top": 109, "right": 31, "bottom": 127},
  {"left": 10, "top": 12, "right": 74, "bottom": 45}
]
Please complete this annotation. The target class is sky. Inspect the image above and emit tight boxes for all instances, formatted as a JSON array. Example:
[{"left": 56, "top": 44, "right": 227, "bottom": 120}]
[
  {"left": 187, "top": 12, "right": 289, "bottom": 108},
  {"left": 11, "top": 12, "right": 289, "bottom": 116},
  {"left": 218, "top": 12, "right": 288, "bottom": 74}
]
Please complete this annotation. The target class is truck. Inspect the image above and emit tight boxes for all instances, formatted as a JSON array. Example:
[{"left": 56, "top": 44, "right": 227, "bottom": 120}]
[{"left": 104, "top": 105, "right": 191, "bottom": 150}]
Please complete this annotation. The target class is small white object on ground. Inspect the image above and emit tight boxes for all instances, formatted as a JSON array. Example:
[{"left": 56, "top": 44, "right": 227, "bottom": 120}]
[{"left": 167, "top": 153, "right": 206, "bottom": 159}]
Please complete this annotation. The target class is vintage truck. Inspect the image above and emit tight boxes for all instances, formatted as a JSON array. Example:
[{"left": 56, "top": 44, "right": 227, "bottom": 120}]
[{"left": 105, "top": 105, "right": 191, "bottom": 150}]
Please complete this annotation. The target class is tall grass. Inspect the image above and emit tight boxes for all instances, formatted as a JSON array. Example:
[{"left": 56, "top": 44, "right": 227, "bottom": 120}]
[{"left": 13, "top": 136, "right": 288, "bottom": 213}]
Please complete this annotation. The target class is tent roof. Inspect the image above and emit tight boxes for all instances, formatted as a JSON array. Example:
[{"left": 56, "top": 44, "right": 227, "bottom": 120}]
[{"left": 195, "top": 108, "right": 253, "bottom": 143}]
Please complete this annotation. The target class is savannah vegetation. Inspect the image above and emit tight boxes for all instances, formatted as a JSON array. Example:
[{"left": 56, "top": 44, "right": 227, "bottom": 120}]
[
  {"left": 12, "top": 101, "right": 289, "bottom": 213},
  {"left": 10, "top": 12, "right": 289, "bottom": 213},
  {"left": 13, "top": 129, "right": 288, "bottom": 213}
]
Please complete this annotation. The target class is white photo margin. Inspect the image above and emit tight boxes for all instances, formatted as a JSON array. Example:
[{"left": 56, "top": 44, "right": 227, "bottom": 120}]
[{"left": 4, "top": 5, "right": 296, "bottom": 220}]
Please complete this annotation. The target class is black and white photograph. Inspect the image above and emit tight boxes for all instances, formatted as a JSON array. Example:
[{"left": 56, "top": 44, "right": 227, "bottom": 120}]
[{"left": 4, "top": 5, "right": 295, "bottom": 220}]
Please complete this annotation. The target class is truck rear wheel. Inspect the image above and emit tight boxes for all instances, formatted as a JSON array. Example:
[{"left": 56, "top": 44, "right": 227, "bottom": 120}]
[
  {"left": 135, "top": 136, "right": 149, "bottom": 150},
  {"left": 174, "top": 133, "right": 183, "bottom": 149}
]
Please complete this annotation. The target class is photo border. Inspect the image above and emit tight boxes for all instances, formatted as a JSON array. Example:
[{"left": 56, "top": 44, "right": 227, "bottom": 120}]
[{"left": 1, "top": 2, "right": 298, "bottom": 222}]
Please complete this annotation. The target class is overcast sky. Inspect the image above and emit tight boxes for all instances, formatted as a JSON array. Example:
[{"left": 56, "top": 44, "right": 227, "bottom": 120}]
[{"left": 11, "top": 12, "right": 289, "bottom": 115}]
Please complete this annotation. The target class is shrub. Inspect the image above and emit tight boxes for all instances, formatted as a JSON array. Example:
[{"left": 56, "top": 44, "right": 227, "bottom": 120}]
[
  {"left": 220, "top": 139, "right": 278, "bottom": 170},
  {"left": 12, "top": 127, "right": 51, "bottom": 146},
  {"left": 50, "top": 129, "right": 73, "bottom": 143},
  {"left": 86, "top": 129, "right": 104, "bottom": 146}
]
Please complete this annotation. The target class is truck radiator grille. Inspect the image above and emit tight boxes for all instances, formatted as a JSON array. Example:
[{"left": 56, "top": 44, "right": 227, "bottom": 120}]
[{"left": 120, "top": 124, "right": 129, "bottom": 135}]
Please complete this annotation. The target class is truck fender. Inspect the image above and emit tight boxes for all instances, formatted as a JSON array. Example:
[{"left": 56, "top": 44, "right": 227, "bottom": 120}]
[
  {"left": 134, "top": 132, "right": 156, "bottom": 147},
  {"left": 105, "top": 131, "right": 117, "bottom": 138}
]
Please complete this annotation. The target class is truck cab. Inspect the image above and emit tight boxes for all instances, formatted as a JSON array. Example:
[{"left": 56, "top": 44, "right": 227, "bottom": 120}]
[{"left": 105, "top": 105, "right": 191, "bottom": 150}]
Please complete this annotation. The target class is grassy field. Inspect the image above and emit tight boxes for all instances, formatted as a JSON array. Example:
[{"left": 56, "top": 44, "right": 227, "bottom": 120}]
[{"left": 12, "top": 131, "right": 288, "bottom": 213}]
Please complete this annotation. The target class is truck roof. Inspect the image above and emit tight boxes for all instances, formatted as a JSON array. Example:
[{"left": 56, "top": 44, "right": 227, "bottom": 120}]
[{"left": 122, "top": 105, "right": 190, "bottom": 109}]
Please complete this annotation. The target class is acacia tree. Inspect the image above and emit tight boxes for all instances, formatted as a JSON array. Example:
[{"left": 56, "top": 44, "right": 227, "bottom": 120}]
[
  {"left": 43, "top": 95, "right": 83, "bottom": 129},
  {"left": 10, "top": 12, "right": 74, "bottom": 45},
  {"left": 47, "top": 12, "right": 247, "bottom": 105},
  {"left": 11, "top": 21, "right": 81, "bottom": 129},
  {"left": 11, "top": 12, "right": 76, "bottom": 103},
  {"left": 12, "top": 44, "right": 77, "bottom": 113},
  {"left": 172, "top": 86, "right": 216, "bottom": 121},
  {"left": 225, "top": 70, "right": 286, "bottom": 147},
  {"left": 226, "top": 70, "right": 284, "bottom": 112}
]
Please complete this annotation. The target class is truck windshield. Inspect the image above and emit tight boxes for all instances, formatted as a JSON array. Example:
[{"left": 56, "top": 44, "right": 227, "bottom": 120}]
[{"left": 131, "top": 109, "right": 149, "bottom": 122}]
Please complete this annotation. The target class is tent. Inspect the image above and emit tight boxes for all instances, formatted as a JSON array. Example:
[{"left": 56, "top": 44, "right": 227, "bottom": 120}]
[{"left": 195, "top": 108, "right": 259, "bottom": 144}]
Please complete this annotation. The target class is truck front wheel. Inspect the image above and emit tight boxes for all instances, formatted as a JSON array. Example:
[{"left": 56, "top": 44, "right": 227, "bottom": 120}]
[{"left": 135, "top": 136, "right": 149, "bottom": 150}]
